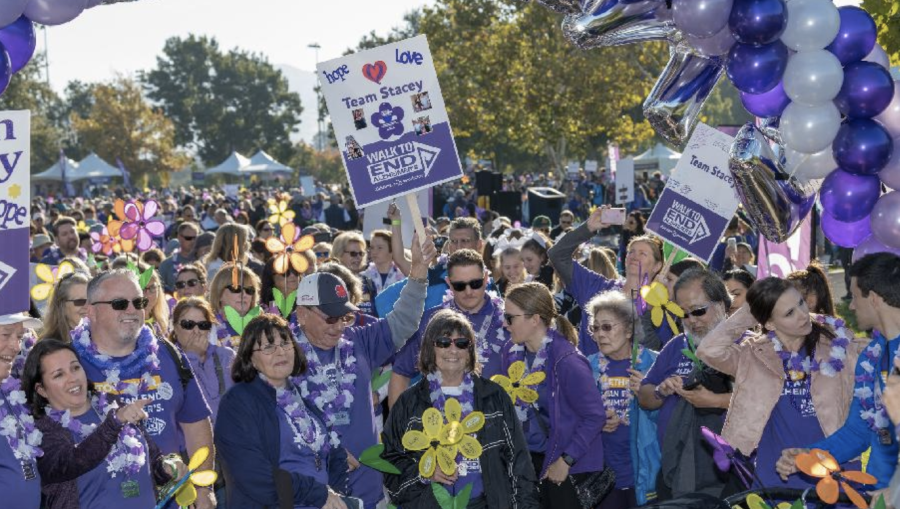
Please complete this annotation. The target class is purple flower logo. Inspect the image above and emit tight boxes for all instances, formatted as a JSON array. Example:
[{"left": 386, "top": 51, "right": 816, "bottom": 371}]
[{"left": 120, "top": 199, "right": 166, "bottom": 252}]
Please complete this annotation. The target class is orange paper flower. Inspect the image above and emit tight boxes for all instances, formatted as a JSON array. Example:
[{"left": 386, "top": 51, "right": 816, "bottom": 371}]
[
  {"left": 795, "top": 448, "right": 876, "bottom": 509},
  {"left": 106, "top": 199, "right": 136, "bottom": 253},
  {"left": 265, "top": 223, "right": 315, "bottom": 275}
]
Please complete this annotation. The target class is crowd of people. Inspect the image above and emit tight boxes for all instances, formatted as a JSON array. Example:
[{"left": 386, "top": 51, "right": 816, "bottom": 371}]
[{"left": 3, "top": 180, "right": 900, "bottom": 509}]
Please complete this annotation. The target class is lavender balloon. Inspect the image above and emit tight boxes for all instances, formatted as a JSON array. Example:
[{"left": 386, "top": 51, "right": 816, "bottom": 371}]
[
  {"left": 875, "top": 84, "right": 900, "bottom": 139},
  {"left": 0, "top": 42, "right": 10, "bottom": 97},
  {"left": 822, "top": 212, "right": 872, "bottom": 248},
  {"left": 24, "top": 0, "right": 88, "bottom": 26},
  {"left": 673, "top": 0, "right": 734, "bottom": 38},
  {"left": 833, "top": 119, "right": 894, "bottom": 176},
  {"left": 819, "top": 168, "right": 881, "bottom": 222},
  {"left": 686, "top": 25, "right": 737, "bottom": 57},
  {"left": 834, "top": 62, "right": 895, "bottom": 119},
  {"left": 0, "top": 16, "right": 34, "bottom": 74},
  {"left": 740, "top": 81, "right": 790, "bottom": 118},
  {"left": 879, "top": 138, "right": 900, "bottom": 190},
  {"left": 729, "top": 0, "right": 787, "bottom": 45},
  {"left": 826, "top": 6, "right": 877, "bottom": 66},
  {"left": 853, "top": 234, "right": 900, "bottom": 263},
  {"left": 871, "top": 191, "right": 900, "bottom": 249},
  {"left": 0, "top": 0, "right": 30, "bottom": 29},
  {"left": 864, "top": 44, "right": 891, "bottom": 70},
  {"left": 726, "top": 40, "right": 788, "bottom": 94}
]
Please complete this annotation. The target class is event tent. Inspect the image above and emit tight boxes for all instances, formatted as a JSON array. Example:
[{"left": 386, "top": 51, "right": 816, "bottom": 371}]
[
  {"left": 74, "top": 153, "right": 121, "bottom": 180},
  {"left": 206, "top": 151, "right": 251, "bottom": 176},
  {"left": 242, "top": 150, "right": 293, "bottom": 175},
  {"left": 634, "top": 142, "right": 681, "bottom": 177},
  {"left": 32, "top": 158, "right": 80, "bottom": 182}
]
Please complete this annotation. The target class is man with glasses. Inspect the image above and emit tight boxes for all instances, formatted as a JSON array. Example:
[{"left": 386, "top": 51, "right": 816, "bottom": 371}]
[
  {"left": 158, "top": 222, "right": 200, "bottom": 293},
  {"left": 388, "top": 248, "right": 508, "bottom": 407},
  {"left": 636, "top": 268, "right": 733, "bottom": 500},
  {"left": 293, "top": 234, "right": 435, "bottom": 509},
  {"left": 73, "top": 269, "right": 217, "bottom": 509},
  {"left": 333, "top": 231, "right": 378, "bottom": 317},
  {"left": 550, "top": 210, "right": 575, "bottom": 241}
]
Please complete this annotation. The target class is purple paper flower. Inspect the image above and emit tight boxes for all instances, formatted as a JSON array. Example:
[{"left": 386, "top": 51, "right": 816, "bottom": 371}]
[{"left": 120, "top": 200, "right": 165, "bottom": 252}]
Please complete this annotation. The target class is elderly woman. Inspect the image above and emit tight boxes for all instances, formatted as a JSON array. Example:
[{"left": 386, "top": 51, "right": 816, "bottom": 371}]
[
  {"left": 174, "top": 263, "right": 209, "bottom": 299},
  {"left": 215, "top": 314, "right": 354, "bottom": 509},
  {"left": 39, "top": 272, "right": 90, "bottom": 342},
  {"left": 499, "top": 283, "right": 607, "bottom": 509},
  {"left": 696, "top": 277, "right": 865, "bottom": 490},
  {"left": 382, "top": 309, "right": 538, "bottom": 508},
  {"left": 209, "top": 262, "right": 262, "bottom": 349},
  {"left": 23, "top": 339, "right": 180, "bottom": 508},
  {"left": 586, "top": 291, "right": 660, "bottom": 508}
]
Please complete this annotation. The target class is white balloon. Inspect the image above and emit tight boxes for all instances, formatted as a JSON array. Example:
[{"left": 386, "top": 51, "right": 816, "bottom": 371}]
[
  {"left": 785, "top": 145, "right": 837, "bottom": 180},
  {"left": 864, "top": 44, "right": 891, "bottom": 70},
  {"left": 780, "top": 102, "right": 842, "bottom": 154},
  {"left": 780, "top": 0, "right": 841, "bottom": 51},
  {"left": 876, "top": 83, "right": 900, "bottom": 139},
  {"left": 782, "top": 50, "right": 844, "bottom": 105}
]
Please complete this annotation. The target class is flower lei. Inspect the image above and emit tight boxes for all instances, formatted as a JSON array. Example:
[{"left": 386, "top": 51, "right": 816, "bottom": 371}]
[
  {"left": 363, "top": 262, "right": 404, "bottom": 294},
  {"left": 291, "top": 326, "right": 356, "bottom": 437},
  {"left": 271, "top": 378, "right": 338, "bottom": 454},
  {"left": 0, "top": 377, "right": 43, "bottom": 465},
  {"left": 442, "top": 291, "right": 507, "bottom": 366},
  {"left": 70, "top": 319, "right": 161, "bottom": 397},
  {"left": 11, "top": 329, "right": 38, "bottom": 379},
  {"left": 426, "top": 370, "right": 476, "bottom": 415},
  {"left": 855, "top": 332, "right": 897, "bottom": 433},
  {"left": 595, "top": 347, "right": 643, "bottom": 426},
  {"left": 768, "top": 315, "right": 850, "bottom": 378},
  {"left": 506, "top": 335, "right": 552, "bottom": 422},
  {"left": 46, "top": 393, "right": 147, "bottom": 479}
]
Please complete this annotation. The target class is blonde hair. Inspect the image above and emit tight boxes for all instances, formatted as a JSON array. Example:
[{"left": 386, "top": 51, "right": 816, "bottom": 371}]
[
  {"left": 332, "top": 231, "right": 367, "bottom": 266},
  {"left": 39, "top": 272, "right": 90, "bottom": 342},
  {"left": 204, "top": 224, "right": 251, "bottom": 266},
  {"left": 586, "top": 247, "right": 617, "bottom": 280},
  {"left": 505, "top": 282, "right": 577, "bottom": 346},
  {"left": 208, "top": 262, "right": 261, "bottom": 315}
]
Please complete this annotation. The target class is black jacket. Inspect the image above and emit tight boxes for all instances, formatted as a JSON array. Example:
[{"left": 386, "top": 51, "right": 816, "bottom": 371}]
[{"left": 382, "top": 376, "right": 539, "bottom": 509}]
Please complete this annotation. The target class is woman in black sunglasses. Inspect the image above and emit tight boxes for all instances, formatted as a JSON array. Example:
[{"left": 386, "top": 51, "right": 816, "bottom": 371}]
[
  {"left": 40, "top": 272, "right": 91, "bottom": 343},
  {"left": 174, "top": 264, "right": 208, "bottom": 299},
  {"left": 382, "top": 309, "right": 539, "bottom": 508},
  {"left": 208, "top": 263, "right": 262, "bottom": 349}
]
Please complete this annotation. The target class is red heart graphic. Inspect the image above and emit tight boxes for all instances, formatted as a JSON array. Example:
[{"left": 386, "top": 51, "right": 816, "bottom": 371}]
[{"left": 362, "top": 61, "right": 387, "bottom": 84}]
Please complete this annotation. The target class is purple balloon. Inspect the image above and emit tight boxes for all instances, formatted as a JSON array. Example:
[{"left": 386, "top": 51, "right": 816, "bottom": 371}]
[
  {"left": 740, "top": 81, "right": 791, "bottom": 117},
  {"left": 0, "top": 0, "right": 30, "bottom": 29},
  {"left": 826, "top": 6, "right": 877, "bottom": 66},
  {"left": 85, "top": 0, "right": 104, "bottom": 7},
  {"left": 879, "top": 138, "right": 900, "bottom": 190},
  {"left": 833, "top": 118, "right": 895, "bottom": 175},
  {"left": 24, "top": 0, "right": 87, "bottom": 26},
  {"left": 822, "top": 211, "right": 872, "bottom": 248},
  {"left": 852, "top": 234, "right": 900, "bottom": 263},
  {"left": 0, "top": 16, "right": 34, "bottom": 74},
  {"left": 686, "top": 25, "right": 737, "bottom": 57},
  {"left": 871, "top": 191, "right": 900, "bottom": 249},
  {"left": 819, "top": 168, "right": 881, "bottom": 222},
  {"left": 0, "top": 42, "right": 9, "bottom": 97},
  {"left": 673, "top": 0, "right": 734, "bottom": 38},
  {"left": 726, "top": 41, "right": 789, "bottom": 94},
  {"left": 834, "top": 61, "right": 895, "bottom": 119},
  {"left": 729, "top": 0, "right": 787, "bottom": 45}
]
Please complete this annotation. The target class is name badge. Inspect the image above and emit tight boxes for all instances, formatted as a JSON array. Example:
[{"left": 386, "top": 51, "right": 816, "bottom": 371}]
[{"left": 334, "top": 411, "right": 351, "bottom": 426}]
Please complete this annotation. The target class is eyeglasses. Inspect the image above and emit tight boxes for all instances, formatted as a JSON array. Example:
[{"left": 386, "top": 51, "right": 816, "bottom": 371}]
[
  {"left": 254, "top": 340, "right": 294, "bottom": 355},
  {"left": 180, "top": 319, "right": 213, "bottom": 331},
  {"left": 175, "top": 278, "right": 203, "bottom": 290},
  {"left": 66, "top": 298, "right": 87, "bottom": 307},
  {"left": 589, "top": 322, "right": 621, "bottom": 334},
  {"left": 449, "top": 278, "right": 484, "bottom": 292},
  {"left": 226, "top": 285, "right": 256, "bottom": 296},
  {"left": 448, "top": 238, "right": 475, "bottom": 246},
  {"left": 503, "top": 313, "right": 532, "bottom": 326},
  {"left": 315, "top": 251, "right": 329, "bottom": 258},
  {"left": 91, "top": 298, "right": 149, "bottom": 311},
  {"left": 345, "top": 250, "right": 364, "bottom": 258},
  {"left": 180, "top": 235, "right": 197, "bottom": 241},
  {"left": 434, "top": 336, "right": 471, "bottom": 349},
  {"left": 144, "top": 284, "right": 159, "bottom": 294},
  {"left": 684, "top": 305, "right": 710, "bottom": 318},
  {"left": 260, "top": 227, "right": 273, "bottom": 232}
]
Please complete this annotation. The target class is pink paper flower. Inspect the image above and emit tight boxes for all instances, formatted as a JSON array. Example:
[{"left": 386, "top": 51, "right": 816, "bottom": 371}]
[{"left": 120, "top": 199, "right": 166, "bottom": 252}]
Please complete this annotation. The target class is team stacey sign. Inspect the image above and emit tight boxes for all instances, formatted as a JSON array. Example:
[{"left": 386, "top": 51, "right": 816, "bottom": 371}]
[
  {"left": 0, "top": 110, "right": 31, "bottom": 314},
  {"left": 317, "top": 35, "right": 463, "bottom": 208}
]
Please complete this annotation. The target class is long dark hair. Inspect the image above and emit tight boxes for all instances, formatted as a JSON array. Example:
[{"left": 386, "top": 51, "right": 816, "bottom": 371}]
[
  {"left": 747, "top": 277, "right": 834, "bottom": 355},
  {"left": 231, "top": 314, "right": 306, "bottom": 383},
  {"left": 22, "top": 338, "right": 85, "bottom": 417},
  {"left": 787, "top": 262, "right": 835, "bottom": 316}
]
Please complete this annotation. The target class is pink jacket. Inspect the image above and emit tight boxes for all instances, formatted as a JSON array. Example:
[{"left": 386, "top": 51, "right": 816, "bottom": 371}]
[{"left": 696, "top": 306, "right": 868, "bottom": 455}]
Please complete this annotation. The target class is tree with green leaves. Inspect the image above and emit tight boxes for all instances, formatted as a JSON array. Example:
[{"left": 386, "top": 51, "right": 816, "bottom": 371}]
[
  {"left": 863, "top": 0, "right": 900, "bottom": 65},
  {"left": 142, "top": 35, "right": 303, "bottom": 166}
]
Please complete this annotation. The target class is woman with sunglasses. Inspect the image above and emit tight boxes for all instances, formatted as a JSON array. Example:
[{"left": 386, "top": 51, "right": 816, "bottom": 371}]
[
  {"left": 40, "top": 272, "right": 90, "bottom": 342},
  {"left": 174, "top": 263, "right": 208, "bottom": 299},
  {"left": 209, "top": 262, "right": 262, "bottom": 349},
  {"left": 215, "top": 314, "right": 357, "bottom": 509},
  {"left": 382, "top": 309, "right": 539, "bottom": 508},
  {"left": 499, "top": 283, "right": 607, "bottom": 509},
  {"left": 586, "top": 291, "right": 660, "bottom": 508},
  {"left": 255, "top": 220, "right": 275, "bottom": 241},
  {"left": 697, "top": 277, "right": 866, "bottom": 491},
  {"left": 332, "top": 231, "right": 379, "bottom": 318}
]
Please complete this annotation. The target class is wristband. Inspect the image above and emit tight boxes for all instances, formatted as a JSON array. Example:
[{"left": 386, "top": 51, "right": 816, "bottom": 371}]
[
  {"left": 561, "top": 453, "right": 576, "bottom": 467},
  {"left": 391, "top": 219, "right": 401, "bottom": 226},
  {"left": 654, "top": 385, "right": 664, "bottom": 400},
  {"left": 408, "top": 275, "right": 427, "bottom": 285}
]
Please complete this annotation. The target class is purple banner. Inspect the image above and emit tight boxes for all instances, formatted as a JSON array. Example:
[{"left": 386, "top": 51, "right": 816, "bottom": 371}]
[
  {"left": 646, "top": 190, "right": 729, "bottom": 263},
  {"left": 0, "top": 227, "right": 29, "bottom": 315},
  {"left": 757, "top": 216, "right": 811, "bottom": 278}
]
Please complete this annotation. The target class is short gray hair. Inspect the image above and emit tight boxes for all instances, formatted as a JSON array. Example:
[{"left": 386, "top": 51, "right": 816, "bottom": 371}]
[
  {"left": 87, "top": 269, "right": 140, "bottom": 302},
  {"left": 673, "top": 268, "right": 731, "bottom": 309},
  {"left": 587, "top": 291, "right": 635, "bottom": 337}
]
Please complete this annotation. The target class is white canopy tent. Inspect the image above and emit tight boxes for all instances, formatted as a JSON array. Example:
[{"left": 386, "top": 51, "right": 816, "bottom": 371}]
[
  {"left": 242, "top": 150, "right": 293, "bottom": 175},
  {"left": 206, "top": 151, "right": 251, "bottom": 176},
  {"left": 32, "top": 158, "right": 80, "bottom": 182},
  {"left": 633, "top": 143, "right": 681, "bottom": 177},
  {"left": 73, "top": 153, "right": 121, "bottom": 180}
]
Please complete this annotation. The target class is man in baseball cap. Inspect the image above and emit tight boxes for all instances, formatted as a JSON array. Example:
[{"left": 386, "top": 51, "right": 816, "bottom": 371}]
[{"left": 296, "top": 272, "right": 359, "bottom": 318}]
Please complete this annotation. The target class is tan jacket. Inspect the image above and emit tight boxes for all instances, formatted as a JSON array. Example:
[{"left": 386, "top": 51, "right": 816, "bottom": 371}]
[{"left": 696, "top": 306, "right": 869, "bottom": 456}]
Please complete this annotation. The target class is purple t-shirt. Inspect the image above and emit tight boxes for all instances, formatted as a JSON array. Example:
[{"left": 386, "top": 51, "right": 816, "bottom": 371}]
[
  {"left": 0, "top": 410, "right": 40, "bottom": 509},
  {"left": 594, "top": 357, "right": 634, "bottom": 489},
  {"left": 277, "top": 405, "right": 329, "bottom": 509},
  {"left": 641, "top": 334, "right": 695, "bottom": 445},
  {"left": 74, "top": 410, "right": 156, "bottom": 509},
  {"left": 393, "top": 297, "right": 509, "bottom": 380},
  {"left": 81, "top": 344, "right": 212, "bottom": 456}
]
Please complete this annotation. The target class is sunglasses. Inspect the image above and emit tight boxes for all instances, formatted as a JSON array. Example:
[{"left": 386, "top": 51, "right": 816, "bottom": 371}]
[
  {"left": 434, "top": 336, "right": 471, "bottom": 349},
  {"left": 315, "top": 251, "right": 329, "bottom": 258},
  {"left": 449, "top": 278, "right": 484, "bottom": 292},
  {"left": 66, "top": 298, "right": 87, "bottom": 307},
  {"left": 315, "top": 311, "right": 355, "bottom": 325},
  {"left": 503, "top": 313, "right": 532, "bottom": 326},
  {"left": 180, "top": 235, "right": 197, "bottom": 241},
  {"left": 261, "top": 227, "right": 273, "bottom": 232},
  {"left": 345, "top": 250, "right": 364, "bottom": 258},
  {"left": 684, "top": 305, "right": 710, "bottom": 318},
  {"left": 589, "top": 322, "right": 621, "bottom": 334},
  {"left": 226, "top": 285, "right": 256, "bottom": 296},
  {"left": 175, "top": 278, "right": 203, "bottom": 290},
  {"left": 180, "top": 319, "right": 213, "bottom": 331},
  {"left": 91, "top": 298, "right": 149, "bottom": 311}
]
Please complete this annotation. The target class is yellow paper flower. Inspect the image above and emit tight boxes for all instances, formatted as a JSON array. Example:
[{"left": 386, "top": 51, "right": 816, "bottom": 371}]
[
  {"left": 640, "top": 281, "right": 684, "bottom": 335},
  {"left": 31, "top": 261, "right": 76, "bottom": 302},
  {"left": 490, "top": 361, "right": 545, "bottom": 405},
  {"left": 268, "top": 198, "right": 296, "bottom": 226},
  {"left": 401, "top": 398, "right": 484, "bottom": 477},
  {"left": 265, "top": 223, "right": 315, "bottom": 275},
  {"left": 745, "top": 494, "right": 792, "bottom": 509}
]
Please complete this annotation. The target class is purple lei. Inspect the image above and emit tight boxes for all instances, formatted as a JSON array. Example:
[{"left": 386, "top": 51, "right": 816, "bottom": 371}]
[
  {"left": 768, "top": 315, "right": 850, "bottom": 378},
  {"left": 443, "top": 292, "right": 507, "bottom": 366},
  {"left": 290, "top": 326, "right": 356, "bottom": 439},
  {"left": 11, "top": 329, "right": 38, "bottom": 379},
  {"left": 426, "top": 370, "right": 476, "bottom": 415},
  {"left": 855, "top": 331, "right": 895, "bottom": 432},
  {"left": 70, "top": 320, "right": 161, "bottom": 398},
  {"left": 270, "top": 378, "right": 337, "bottom": 454},
  {"left": 506, "top": 331, "right": 553, "bottom": 421},
  {"left": 0, "top": 376, "right": 43, "bottom": 464},
  {"left": 214, "top": 314, "right": 240, "bottom": 349},
  {"left": 46, "top": 393, "right": 146, "bottom": 478},
  {"left": 596, "top": 348, "right": 642, "bottom": 426}
]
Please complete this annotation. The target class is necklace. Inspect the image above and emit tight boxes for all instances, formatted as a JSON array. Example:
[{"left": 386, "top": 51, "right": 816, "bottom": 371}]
[
  {"left": 769, "top": 315, "right": 851, "bottom": 378},
  {"left": 595, "top": 348, "right": 642, "bottom": 426},
  {"left": 507, "top": 333, "right": 552, "bottom": 422},
  {"left": 856, "top": 331, "right": 897, "bottom": 438},
  {"left": 291, "top": 326, "right": 356, "bottom": 437},
  {"left": 0, "top": 377, "right": 42, "bottom": 480},
  {"left": 443, "top": 293, "right": 507, "bottom": 366},
  {"left": 363, "top": 262, "right": 403, "bottom": 294},
  {"left": 426, "top": 371, "right": 475, "bottom": 415},
  {"left": 11, "top": 329, "right": 38, "bottom": 379},
  {"left": 70, "top": 320, "right": 161, "bottom": 398},
  {"left": 271, "top": 379, "right": 332, "bottom": 471}
]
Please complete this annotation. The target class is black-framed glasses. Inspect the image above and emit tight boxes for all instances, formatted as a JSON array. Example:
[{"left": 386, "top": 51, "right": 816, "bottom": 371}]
[
  {"left": 254, "top": 340, "right": 294, "bottom": 355},
  {"left": 589, "top": 322, "right": 621, "bottom": 334},
  {"left": 449, "top": 278, "right": 484, "bottom": 292},
  {"left": 434, "top": 336, "right": 471, "bottom": 349},
  {"left": 345, "top": 250, "right": 364, "bottom": 258},
  {"left": 91, "top": 298, "right": 149, "bottom": 311},
  {"left": 175, "top": 278, "right": 203, "bottom": 290},
  {"left": 180, "top": 319, "right": 213, "bottom": 331},
  {"left": 684, "top": 305, "right": 710, "bottom": 318},
  {"left": 66, "top": 298, "right": 87, "bottom": 307},
  {"left": 226, "top": 285, "right": 256, "bottom": 296},
  {"left": 503, "top": 313, "right": 532, "bottom": 326}
]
